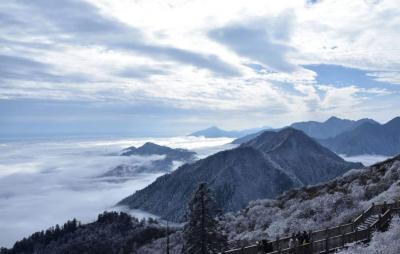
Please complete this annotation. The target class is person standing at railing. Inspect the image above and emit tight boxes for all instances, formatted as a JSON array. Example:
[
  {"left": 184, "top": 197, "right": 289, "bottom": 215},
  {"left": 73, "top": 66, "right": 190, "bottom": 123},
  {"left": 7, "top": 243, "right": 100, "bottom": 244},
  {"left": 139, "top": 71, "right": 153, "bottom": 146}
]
[
  {"left": 302, "top": 231, "right": 310, "bottom": 244},
  {"left": 296, "top": 231, "right": 304, "bottom": 245}
]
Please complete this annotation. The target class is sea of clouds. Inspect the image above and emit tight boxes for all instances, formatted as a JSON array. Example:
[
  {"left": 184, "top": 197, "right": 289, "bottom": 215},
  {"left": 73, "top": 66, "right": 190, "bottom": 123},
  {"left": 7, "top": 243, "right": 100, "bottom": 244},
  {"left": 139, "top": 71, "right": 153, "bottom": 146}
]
[
  {"left": 0, "top": 136, "right": 235, "bottom": 247},
  {"left": 340, "top": 154, "right": 390, "bottom": 166}
]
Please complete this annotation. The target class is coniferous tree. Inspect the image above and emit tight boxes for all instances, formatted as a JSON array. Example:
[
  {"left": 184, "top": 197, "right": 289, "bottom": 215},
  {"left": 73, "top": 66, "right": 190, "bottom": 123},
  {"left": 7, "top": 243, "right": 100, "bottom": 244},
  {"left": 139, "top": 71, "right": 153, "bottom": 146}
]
[{"left": 182, "top": 182, "right": 227, "bottom": 254}]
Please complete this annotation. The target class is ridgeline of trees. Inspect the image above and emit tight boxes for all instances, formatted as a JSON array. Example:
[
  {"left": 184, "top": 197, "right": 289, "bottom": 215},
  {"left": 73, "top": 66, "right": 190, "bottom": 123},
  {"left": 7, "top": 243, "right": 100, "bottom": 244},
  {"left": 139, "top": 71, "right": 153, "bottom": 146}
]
[
  {"left": 0, "top": 212, "right": 169, "bottom": 254},
  {"left": 1, "top": 219, "right": 80, "bottom": 254},
  {"left": 1, "top": 183, "right": 228, "bottom": 254}
]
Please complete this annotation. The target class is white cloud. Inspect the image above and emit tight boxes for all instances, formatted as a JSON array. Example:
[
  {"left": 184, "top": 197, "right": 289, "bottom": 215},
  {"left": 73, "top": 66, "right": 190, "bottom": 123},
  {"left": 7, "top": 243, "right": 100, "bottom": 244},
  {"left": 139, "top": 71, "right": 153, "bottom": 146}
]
[
  {"left": 367, "top": 71, "right": 400, "bottom": 85},
  {"left": 0, "top": 0, "right": 399, "bottom": 130},
  {"left": 0, "top": 136, "right": 232, "bottom": 247}
]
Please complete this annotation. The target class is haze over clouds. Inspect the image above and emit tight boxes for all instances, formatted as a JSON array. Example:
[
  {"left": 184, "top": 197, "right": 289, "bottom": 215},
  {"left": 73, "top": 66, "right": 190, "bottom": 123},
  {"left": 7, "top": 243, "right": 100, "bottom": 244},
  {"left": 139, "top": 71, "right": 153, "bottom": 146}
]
[
  {"left": 0, "top": 0, "right": 399, "bottom": 137},
  {"left": 0, "top": 136, "right": 233, "bottom": 247},
  {"left": 339, "top": 154, "right": 390, "bottom": 167}
]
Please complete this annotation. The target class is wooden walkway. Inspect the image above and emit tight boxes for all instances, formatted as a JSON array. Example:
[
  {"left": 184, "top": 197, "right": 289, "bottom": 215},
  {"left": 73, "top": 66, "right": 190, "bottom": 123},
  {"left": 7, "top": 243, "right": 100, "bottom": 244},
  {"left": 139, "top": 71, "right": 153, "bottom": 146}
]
[{"left": 223, "top": 201, "right": 400, "bottom": 254}]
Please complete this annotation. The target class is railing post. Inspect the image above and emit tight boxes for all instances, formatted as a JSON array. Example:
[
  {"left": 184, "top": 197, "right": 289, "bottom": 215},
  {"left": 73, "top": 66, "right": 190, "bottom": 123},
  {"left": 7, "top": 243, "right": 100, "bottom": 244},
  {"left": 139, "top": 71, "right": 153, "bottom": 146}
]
[
  {"left": 341, "top": 231, "right": 345, "bottom": 247},
  {"left": 276, "top": 236, "right": 281, "bottom": 254},
  {"left": 324, "top": 227, "right": 329, "bottom": 253},
  {"left": 325, "top": 236, "right": 329, "bottom": 254},
  {"left": 367, "top": 225, "right": 372, "bottom": 240},
  {"left": 354, "top": 228, "right": 358, "bottom": 242}
]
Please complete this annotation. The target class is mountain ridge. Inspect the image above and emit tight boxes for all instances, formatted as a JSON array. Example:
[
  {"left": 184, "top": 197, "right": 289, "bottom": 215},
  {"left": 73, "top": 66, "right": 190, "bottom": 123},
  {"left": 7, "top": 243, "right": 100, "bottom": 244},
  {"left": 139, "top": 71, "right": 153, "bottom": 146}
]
[
  {"left": 232, "top": 116, "right": 378, "bottom": 144},
  {"left": 320, "top": 117, "right": 400, "bottom": 156},
  {"left": 118, "top": 128, "right": 362, "bottom": 221}
]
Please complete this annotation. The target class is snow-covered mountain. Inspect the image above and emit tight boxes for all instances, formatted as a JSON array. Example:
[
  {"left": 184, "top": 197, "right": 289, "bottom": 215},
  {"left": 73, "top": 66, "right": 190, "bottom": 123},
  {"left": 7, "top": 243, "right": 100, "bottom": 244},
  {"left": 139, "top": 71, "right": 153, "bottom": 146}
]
[
  {"left": 118, "top": 128, "right": 362, "bottom": 221},
  {"left": 137, "top": 154, "right": 400, "bottom": 254},
  {"left": 241, "top": 128, "right": 363, "bottom": 185},
  {"left": 220, "top": 154, "right": 400, "bottom": 242}
]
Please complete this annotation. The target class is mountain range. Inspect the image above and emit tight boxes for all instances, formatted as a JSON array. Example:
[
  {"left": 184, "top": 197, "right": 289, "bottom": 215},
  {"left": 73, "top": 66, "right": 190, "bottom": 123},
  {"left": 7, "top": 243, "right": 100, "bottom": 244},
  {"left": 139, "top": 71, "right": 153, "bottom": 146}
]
[
  {"left": 189, "top": 126, "right": 270, "bottom": 138},
  {"left": 290, "top": 116, "right": 377, "bottom": 139},
  {"left": 233, "top": 116, "right": 400, "bottom": 156},
  {"left": 233, "top": 116, "right": 378, "bottom": 144},
  {"left": 118, "top": 128, "right": 362, "bottom": 222},
  {"left": 320, "top": 117, "right": 400, "bottom": 156},
  {"left": 101, "top": 142, "right": 197, "bottom": 177}
]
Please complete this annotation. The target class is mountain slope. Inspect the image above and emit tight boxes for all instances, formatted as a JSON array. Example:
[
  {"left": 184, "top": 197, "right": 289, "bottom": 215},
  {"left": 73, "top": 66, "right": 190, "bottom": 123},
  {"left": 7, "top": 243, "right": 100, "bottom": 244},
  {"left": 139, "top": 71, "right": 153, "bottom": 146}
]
[
  {"left": 138, "top": 155, "right": 400, "bottom": 253},
  {"left": 320, "top": 117, "right": 400, "bottom": 156},
  {"left": 242, "top": 128, "right": 363, "bottom": 185},
  {"left": 220, "top": 154, "right": 400, "bottom": 243},
  {"left": 118, "top": 146, "right": 295, "bottom": 222},
  {"left": 119, "top": 128, "right": 361, "bottom": 221},
  {"left": 231, "top": 130, "right": 265, "bottom": 144}
]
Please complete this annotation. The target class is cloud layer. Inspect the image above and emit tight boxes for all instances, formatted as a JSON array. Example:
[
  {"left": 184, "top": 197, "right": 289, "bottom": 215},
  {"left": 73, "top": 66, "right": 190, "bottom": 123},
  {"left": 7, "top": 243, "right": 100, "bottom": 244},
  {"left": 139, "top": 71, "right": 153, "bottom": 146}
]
[
  {"left": 0, "top": 136, "right": 234, "bottom": 247},
  {"left": 0, "top": 0, "right": 399, "bottom": 134}
]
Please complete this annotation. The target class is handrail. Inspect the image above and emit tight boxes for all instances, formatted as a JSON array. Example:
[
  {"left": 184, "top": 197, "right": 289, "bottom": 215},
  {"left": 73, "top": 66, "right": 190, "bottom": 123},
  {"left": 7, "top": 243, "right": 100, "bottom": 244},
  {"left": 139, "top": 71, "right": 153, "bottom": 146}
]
[
  {"left": 353, "top": 203, "right": 375, "bottom": 227},
  {"left": 222, "top": 201, "right": 400, "bottom": 254}
]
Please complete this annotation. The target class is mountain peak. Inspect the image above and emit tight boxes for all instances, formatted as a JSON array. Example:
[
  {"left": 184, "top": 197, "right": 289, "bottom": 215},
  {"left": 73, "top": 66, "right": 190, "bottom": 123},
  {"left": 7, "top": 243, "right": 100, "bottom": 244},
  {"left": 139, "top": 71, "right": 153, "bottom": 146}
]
[
  {"left": 189, "top": 125, "right": 268, "bottom": 138},
  {"left": 242, "top": 127, "right": 312, "bottom": 153},
  {"left": 120, "top": 142, "right": 196, "bottom": 160},
  {"left": 326, "top": 116, "right": 342, "bottom": 122},
  {"left": 119, "top": 124, "right": 362, "bottom": 222},
  {"left": 207, "top": 126, "right": 221, "bottom": 130},
  {"left": 385, "top": 116, "right": 400, "bottom": 125},
  {"left": 141, "top": 142, "right": 162, "bottom": 149}
]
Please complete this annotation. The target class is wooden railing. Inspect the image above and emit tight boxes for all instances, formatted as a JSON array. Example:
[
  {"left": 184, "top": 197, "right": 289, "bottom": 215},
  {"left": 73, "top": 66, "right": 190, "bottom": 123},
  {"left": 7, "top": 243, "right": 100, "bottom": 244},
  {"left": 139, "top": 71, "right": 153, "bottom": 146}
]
[{"left": 223, "top": 201, "right": 400, "bottom": 254}]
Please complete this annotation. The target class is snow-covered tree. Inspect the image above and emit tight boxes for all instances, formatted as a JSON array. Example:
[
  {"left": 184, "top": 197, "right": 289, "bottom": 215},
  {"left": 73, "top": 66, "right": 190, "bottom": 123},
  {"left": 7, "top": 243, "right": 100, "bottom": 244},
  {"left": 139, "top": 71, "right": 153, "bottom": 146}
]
[
  {"left": 336, "top": 216, "right": 400, "bottom": 254},
  {"left": 182, "top": 182, "right": 227, "bottom": 254}
]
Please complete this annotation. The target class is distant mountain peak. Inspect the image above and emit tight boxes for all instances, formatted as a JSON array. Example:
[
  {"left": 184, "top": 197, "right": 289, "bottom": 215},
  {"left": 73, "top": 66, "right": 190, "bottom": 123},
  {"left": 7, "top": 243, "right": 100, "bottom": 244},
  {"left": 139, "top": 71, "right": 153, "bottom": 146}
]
[
  {"left": 141, "top": 142, "right": 163, "bottom": 149},
  {"left": 189, "top": 125, "right": 270, "bottom": 138},
  {"left": 120, "top": 142, "right": 196, "bottom": 159},
  {"left": 325, "top": 116, "right": 342, "bottom": 122},
  {"left": 102, "top": 142, "right": 197, "bottom": 177}
]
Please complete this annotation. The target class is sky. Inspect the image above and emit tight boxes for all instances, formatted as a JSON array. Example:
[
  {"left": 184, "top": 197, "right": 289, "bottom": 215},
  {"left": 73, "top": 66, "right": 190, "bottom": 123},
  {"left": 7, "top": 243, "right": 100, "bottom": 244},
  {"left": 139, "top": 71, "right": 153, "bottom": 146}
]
[{"left": 1, "top": 0, "right": 400, "bottom": 137}]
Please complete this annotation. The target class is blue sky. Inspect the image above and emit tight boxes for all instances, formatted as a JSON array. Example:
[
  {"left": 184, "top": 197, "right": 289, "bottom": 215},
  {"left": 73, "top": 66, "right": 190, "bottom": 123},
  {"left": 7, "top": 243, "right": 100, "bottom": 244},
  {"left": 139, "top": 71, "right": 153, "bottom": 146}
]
[{"left": 0, "top": 0, "right": 399, "bottom": 137}]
